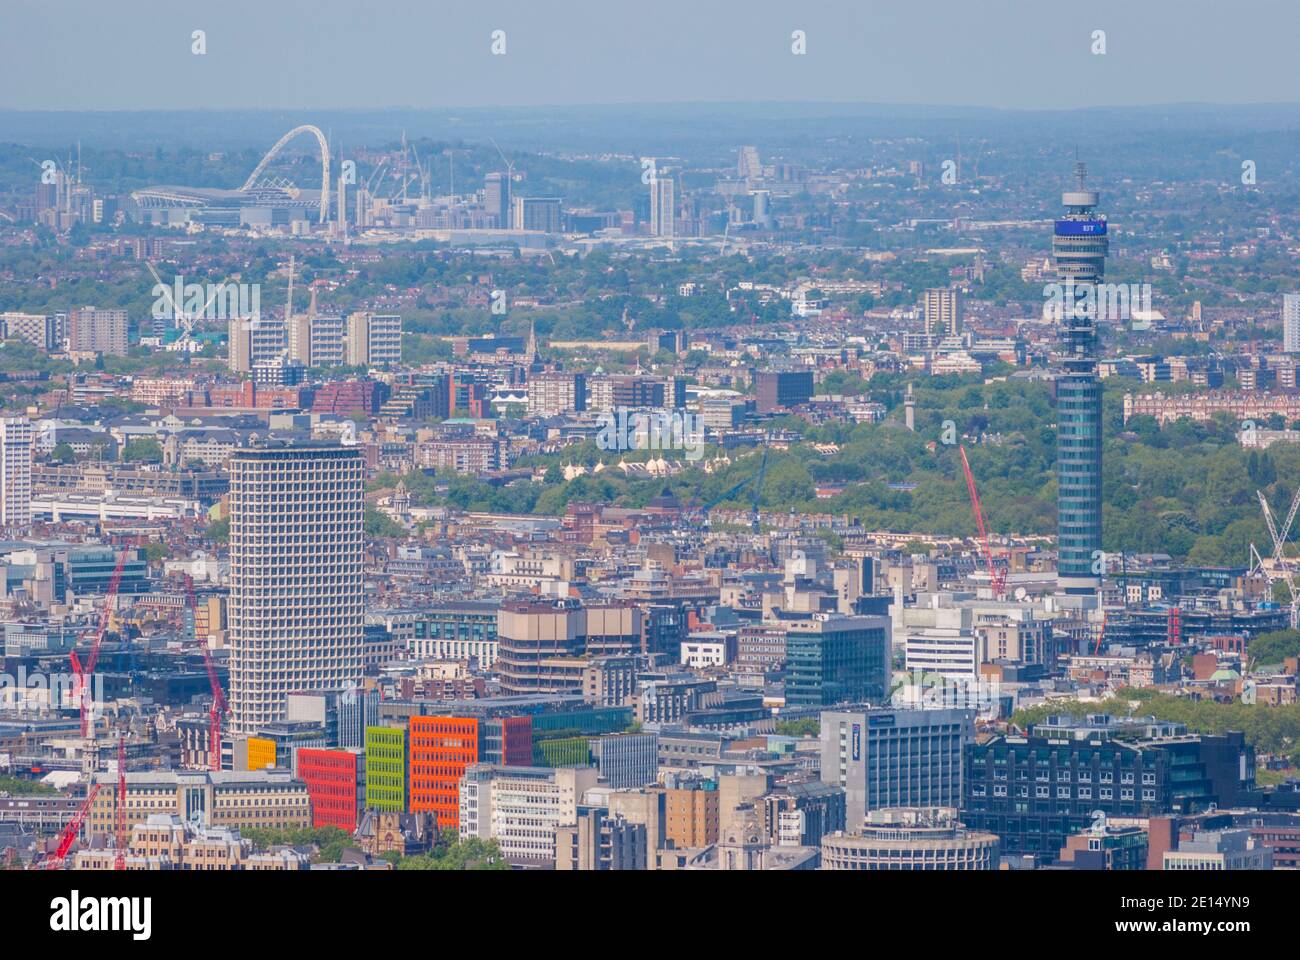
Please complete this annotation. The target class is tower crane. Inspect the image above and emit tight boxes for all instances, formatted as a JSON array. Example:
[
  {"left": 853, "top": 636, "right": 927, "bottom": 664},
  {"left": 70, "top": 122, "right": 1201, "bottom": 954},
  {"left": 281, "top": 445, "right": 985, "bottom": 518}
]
[
  {"left": 114, "top": 736, "right": 127, "bottom": 870},
  {"left": 68, "top": 545, "right": 132, "bottom": 739},
  {"left": 1092, "top": 611, "right": 1108, "bottom": 656},
  {"left": 959, "top": 445, "right": 1007, "bottom": 599},
  {"left": 38, "top": 784, "right": 101, "bottom": 869},
  {"left": 186, "top": 575, "right": 226, "bottom": 771},
  {"left": 1257, "top": 487, "right": 1300, "bottom": 629}
]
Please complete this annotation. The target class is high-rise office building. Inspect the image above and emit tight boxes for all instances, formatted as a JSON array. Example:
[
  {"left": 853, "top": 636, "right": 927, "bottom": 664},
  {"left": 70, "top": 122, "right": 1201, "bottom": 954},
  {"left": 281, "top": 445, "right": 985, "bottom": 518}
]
[
  {"left": 820, "top": 707, "right": 973, "bottom": 830},
  {"left": 228, "top": 317, "right": 285, "bottom": 374},
  {"left": 410, "top": 715, "right": 478, "bottom": 829},
  {"left": 785, "top": 614, "right": 891, "bottom": 707},
  {"left": 288, "top": 313, "right": 311, "bottom": 365},
  {"left": 754, "top": 369, "right": 814, "bottom": 414},
  {"left": 738, "top": 145, "right": 762, "bottom": 181},
  {"left": 1283, "top": 294, "right": 1300, "bottom": 354},
  {"left": 228, "top": 317, "right": 251, "bottom": 373},
  {"left": 922, "top": 287, "right": 962, "bottom": 338},
  {"left": 227, "top": 442, "right": 365, "bottom": 736},
  {"left": 650, "top": 175, "right": 675, "bottom": 238},
  {"left": 1053, "top": 163, "right": 1108, "bottom": 594},
  {"left": 0, "top": 417, "right": 33, "bottom": 528}
]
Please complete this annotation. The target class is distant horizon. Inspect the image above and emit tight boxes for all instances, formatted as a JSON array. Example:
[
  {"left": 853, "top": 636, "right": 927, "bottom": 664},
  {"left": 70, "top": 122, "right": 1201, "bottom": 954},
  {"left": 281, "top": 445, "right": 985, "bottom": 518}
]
[{"left": 7, "top": 99, "right": 1300, "bottom": 116}]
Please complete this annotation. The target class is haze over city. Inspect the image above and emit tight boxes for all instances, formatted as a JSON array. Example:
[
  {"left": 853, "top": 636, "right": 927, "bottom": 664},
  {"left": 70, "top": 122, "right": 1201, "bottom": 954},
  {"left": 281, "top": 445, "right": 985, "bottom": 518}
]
[{"left": 0, "top": 0, "right": 1288, "bottom": 944}]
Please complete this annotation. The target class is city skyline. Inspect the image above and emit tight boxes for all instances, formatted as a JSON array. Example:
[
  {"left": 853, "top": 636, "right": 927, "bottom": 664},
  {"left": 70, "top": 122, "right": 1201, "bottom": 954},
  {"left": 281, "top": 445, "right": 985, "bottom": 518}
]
[{"left": 0, "top": 0, "right": 1288, "bottom": 936}]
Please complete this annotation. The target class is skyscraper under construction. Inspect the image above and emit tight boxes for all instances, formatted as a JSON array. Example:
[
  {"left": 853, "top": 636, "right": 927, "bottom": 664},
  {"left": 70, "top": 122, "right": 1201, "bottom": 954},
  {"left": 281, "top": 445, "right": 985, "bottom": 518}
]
[{"left": 1053, "top": 162, "right": 1107, "bottom": 594}]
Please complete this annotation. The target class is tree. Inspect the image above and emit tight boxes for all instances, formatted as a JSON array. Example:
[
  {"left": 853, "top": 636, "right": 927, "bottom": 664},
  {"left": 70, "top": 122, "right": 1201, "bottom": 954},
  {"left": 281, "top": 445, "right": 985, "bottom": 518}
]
[
  {"left": 364, "top": 504, "right": 406, "bottom": 538},
  {"left": 774, "top": 717, "right": 820, "bottom": 738},
  {"left": 50, "top": 442, "right": 75, "bottom": 464},
  {"left": 394, "top": 838, "right": 509, "bottom": 870},
  {"left": 122, "top": 438, "right": 164, "bottom": 463},
  {"left": 1248, "top": 630, "right": 1300, "bottom": 668}
]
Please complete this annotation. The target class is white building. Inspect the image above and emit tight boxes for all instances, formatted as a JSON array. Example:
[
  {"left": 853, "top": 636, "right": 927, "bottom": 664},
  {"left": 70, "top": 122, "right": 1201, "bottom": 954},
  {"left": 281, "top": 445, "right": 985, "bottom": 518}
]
[
  {"left": 1284, "top": 294, "right": 1300, "bottom": 354},
  {"left": 0, "top": 417, "right": 33, "bottom": 528},
  {"left": 650, "top": 175, "right": 675, "bottom": 239},
  {"left": 459, "top": 764, "right": 598, "bottom": 862},
  {"left": 904, "top": 624, "right": 980, "bottom": 686}
]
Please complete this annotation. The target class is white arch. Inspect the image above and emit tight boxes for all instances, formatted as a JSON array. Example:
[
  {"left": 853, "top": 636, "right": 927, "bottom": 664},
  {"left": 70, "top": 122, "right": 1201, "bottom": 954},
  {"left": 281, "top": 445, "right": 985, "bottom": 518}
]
[{"left": 241, "top": 124, "right": 331, "bottom": 223}]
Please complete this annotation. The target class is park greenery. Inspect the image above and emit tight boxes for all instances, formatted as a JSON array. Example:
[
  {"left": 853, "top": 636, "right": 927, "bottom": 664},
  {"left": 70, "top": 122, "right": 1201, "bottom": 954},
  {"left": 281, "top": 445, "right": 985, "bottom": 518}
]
[
  {"left": 392, "top": 837, "right": 509, "bottom": 870},
  {"left": 1247, "top": 630, "right": 1300, "bottom": 669},
  {"left": 373, "top": 372, "right": 1289, "bottom": 569},
  {"left": 0, "top": 776, "right": 57, "bottom": 796},
  {"left": 232, "top": 826, "right": 355, "bottom": 864}
]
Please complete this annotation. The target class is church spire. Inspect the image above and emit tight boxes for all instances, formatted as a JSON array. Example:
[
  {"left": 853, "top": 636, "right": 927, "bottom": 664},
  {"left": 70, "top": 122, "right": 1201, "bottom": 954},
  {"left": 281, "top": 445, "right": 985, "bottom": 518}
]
[{"left": 526, "top": 318, "right": 539, "bottom": 363}]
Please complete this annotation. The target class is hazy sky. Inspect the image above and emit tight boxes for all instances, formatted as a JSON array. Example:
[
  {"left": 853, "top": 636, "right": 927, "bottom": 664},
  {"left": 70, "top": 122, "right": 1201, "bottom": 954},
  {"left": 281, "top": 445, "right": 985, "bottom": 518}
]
[{"left": 3, "top": 0, "right": 1299, "bottom": 112}]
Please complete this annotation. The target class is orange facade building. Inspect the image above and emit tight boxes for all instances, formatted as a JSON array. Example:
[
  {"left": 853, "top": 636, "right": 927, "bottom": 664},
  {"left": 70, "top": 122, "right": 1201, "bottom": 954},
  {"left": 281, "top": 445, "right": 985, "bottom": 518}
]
[{"left": 409, "top": 716, "right": 479, "bottom": 828}]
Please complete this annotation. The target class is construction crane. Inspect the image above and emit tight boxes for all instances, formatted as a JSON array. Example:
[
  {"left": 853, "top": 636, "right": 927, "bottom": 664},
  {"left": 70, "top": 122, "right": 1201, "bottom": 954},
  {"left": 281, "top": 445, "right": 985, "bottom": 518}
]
[
  {"left": 39, "top": 784, "right": 101, "bottom": 870},
  {"left": 143, "top": 261, "right": 239, "bottom": 353},
  {"left": 68, "top": 545, "right": 132, "bottom": 739},
  {"left": 114, "top": 736, "right": 127, "bottom": 870},
  {"left": 187, "top": 575, "right": 226, "bottom": 771},
  {"left": 1257, "top": 487, "right": 1300, "bottom": 628},
  {"left": 1092, "top": 611, "right": 1109, "bottom": 656},
  {"left": 959, "top": 446, "right": 1007, "bottom": 599}
]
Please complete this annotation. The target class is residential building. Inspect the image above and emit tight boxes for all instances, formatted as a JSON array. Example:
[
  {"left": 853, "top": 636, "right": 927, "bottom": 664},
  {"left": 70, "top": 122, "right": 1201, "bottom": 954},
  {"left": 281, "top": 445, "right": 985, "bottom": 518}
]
[
  {"left": 0, "top": 417, "right": 33, "bottom": 528},
  {"left": 68, "top": 306, "right": 128, "bottom": 356}
]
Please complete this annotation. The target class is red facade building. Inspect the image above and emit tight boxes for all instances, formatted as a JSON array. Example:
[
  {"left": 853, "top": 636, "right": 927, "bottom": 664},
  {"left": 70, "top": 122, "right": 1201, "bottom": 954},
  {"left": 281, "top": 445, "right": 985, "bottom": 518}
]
[{"left": 298, "top": 748, "right": 363, "bottom": 833}]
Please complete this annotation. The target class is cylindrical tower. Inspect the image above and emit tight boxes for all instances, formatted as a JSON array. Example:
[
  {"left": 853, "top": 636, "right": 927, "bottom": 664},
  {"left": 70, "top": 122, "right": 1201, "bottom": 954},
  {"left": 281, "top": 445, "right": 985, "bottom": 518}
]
[{"left": 1053, "top": 162, "right": 1108, "bottom": 594}]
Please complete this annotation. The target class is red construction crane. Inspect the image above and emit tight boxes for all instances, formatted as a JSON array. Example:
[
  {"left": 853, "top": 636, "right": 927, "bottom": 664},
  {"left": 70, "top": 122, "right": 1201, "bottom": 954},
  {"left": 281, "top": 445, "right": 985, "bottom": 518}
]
[
  {"left": 68, "top": 545, "right": 132, "bottom": 738},
  {"left": 40, "top": 783, "right": 101, "bottom": 869},
  {"left": 959, "top": 445, "right": 1007, "bottom": 599},
  {"left": 114, "top": 736, "right": 127, "bottom": 870},
  {"left": 1093, "top": 612, "right": 1109, "bottom": 656},
  {"left": 186, "top": 575, "right": 226, "bottom": 771}
]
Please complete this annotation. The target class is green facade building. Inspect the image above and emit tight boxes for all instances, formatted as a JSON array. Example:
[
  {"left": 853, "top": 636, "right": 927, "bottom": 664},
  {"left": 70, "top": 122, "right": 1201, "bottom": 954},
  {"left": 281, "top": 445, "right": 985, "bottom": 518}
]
[{"left": 365, "top": 725, "right": 406, "bottom": 811}]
